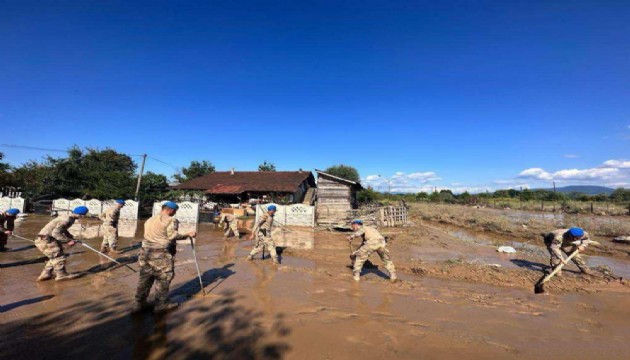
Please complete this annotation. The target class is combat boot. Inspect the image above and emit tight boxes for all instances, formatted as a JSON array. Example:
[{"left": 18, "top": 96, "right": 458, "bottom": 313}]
[
  {"left": 37, "top": 268, "right": 53, "bottom": 281},
  {"left": 389, "top": 274, "right": 399, "bottom": 283},
  {"left": 154, "top": 301, "right": 179, "bottom": 313},
  {"left": 0, "top": 245, "right": 7, "bottom": 252},
  {"left": 55, "top": 271, "right": 80, "bottom": 281},
  {"left": 272, "top": 258, "right": 280, "bottom": 265},
  {"left": 131, "top": 300, "right": 149, "bottom": 314},
  {"left": 100, "top": 246, "right": 109, "bottom": 254},
  {"left": 353, "top": 272, "right": 360, "bottom": 282},
  {"left": 246, "top": 255, "right": 254, "bottom": 261}
]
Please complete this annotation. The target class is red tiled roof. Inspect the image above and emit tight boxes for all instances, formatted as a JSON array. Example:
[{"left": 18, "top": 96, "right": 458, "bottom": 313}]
[{"left": 175, "top": 171, "right": 315, "bottom": 194}]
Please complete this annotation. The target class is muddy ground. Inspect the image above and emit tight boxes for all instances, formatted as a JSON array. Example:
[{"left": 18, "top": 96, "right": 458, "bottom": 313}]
[{"left": 1, "top": 206, "right": 630, "bottom": 359}]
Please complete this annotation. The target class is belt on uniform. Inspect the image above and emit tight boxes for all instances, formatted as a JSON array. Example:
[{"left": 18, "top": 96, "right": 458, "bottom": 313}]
[{"left": 142, "top": 248, "right": 169, "bottom": 253}]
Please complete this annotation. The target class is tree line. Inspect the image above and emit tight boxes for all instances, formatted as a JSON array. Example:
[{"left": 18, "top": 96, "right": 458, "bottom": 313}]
[
  {"left": 2, "top": 150, "right": 628, "bottom": 205},
  {"left": 0, "top": 148, "right": 278, "bottom": 204}
]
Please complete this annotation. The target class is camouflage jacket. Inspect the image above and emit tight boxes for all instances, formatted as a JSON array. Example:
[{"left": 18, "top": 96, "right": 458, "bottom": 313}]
[
  {"left": 38, "top": 215, "right": 75, "bottom": 242},
  {"left": 142, "top": 214, "right": 187, "bottom": 250},
  {"left": 547, "top": 229, "right": 591, "bottom": 246},
  {"left": 350, "top": 225, "right": 385, "bottom": 246},
  {"left": 99, "top": 207, "right": 121, "bottom": 228},
  {"left": 252, "top": 212, "right": 273, "bottom": 234}
]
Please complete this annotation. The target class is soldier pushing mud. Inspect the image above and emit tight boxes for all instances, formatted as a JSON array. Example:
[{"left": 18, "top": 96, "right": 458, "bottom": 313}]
[
  {"left": 0, "top": 208, "right": 20, "bottom": 252},
  {"left": 35, "top": 206, "right": 88, "bottom": 281},
  {"left": 220, "top": 212, "right": 240, "bottom": 239},
  {"left": 132, "top": 201, "right": 196, "bottom": 314},
  {"left": 543, "top": 227, "right": 593, "bottom": 276},
  {"left": 247, "top": 205, "right": 279, "bottom": 264},
  {"left": 99, "top": 199, "right": 125, "bottom": 254},
  {"left": 348, "top": 220, "right": 397, "bottom": 283}
]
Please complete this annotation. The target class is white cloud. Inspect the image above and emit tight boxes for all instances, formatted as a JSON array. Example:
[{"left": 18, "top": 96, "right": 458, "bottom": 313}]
[
  {"left": 602, "top": 160, "right": 630, "bottom": 169},
  {"left": 518, "top": 168, "right": 553, "bottom": 180},
  {"left": 563, "top": 154, "right": 579, "bottom": 158},
  {"left": 363, "top": 171, "right": 442, "bottom": 193},
  {"left": 516, "top": 159, "right": 630, "bottom": 186}
]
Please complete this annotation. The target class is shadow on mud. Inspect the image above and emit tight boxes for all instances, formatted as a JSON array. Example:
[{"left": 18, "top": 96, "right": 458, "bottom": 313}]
[
  {"left": 510, "top": 259, "right": 582, "bottom": 275},
  {"left": 0, "top": 289, "right": 291, "bottom": 360},
  {"left": 0, "top": 295, "right": 55, "bottom": 313},
  {"left": 171, "top": 263, "right": 236, "bottom": 298}
]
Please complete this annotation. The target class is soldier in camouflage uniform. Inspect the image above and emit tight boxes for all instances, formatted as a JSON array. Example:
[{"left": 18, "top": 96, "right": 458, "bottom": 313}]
[
  {"left": 220, "top": 212, "right": 240, "bottom": 238},
  {"left": 99, "top": 199, "right": 125, "bottom": 254},
  {"left": 247, "top": 205, "right": 279, "bottom": 264},
  {"left": 0, "top": 208, "right": 20, "bottom": 252},
  {"left": 348, "top": 220, "right": 397, "bottom": 283},
  {"left": 132, "top": 201, "right": 196, "bottom": 314},
  {"left": 543, "top": 227, "right": 592, "bottom": 276},
  {"left": 35, "top": 206, "right": 89, "bottom": 281}
]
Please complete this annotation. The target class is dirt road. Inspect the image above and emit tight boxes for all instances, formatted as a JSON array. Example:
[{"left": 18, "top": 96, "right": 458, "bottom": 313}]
[{"left": 1, "top": 211, "right": 629, "bottom": 359}]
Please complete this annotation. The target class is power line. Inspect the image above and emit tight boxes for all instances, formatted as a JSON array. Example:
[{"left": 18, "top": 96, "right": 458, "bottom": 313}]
[
  {"left": 147, "top": 156, "right": 181, "bottom": 172},
  {"left": 1, "top": 143, "right": 145, "bottom": 157},
  {"left": 1, "top": 144, "right": 68, "bottom": 153}
]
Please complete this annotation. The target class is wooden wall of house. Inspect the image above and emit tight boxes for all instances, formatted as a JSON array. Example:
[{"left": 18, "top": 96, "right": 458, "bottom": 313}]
[{"left": 316, "top": 176, "right": 353, "bottom": 224}]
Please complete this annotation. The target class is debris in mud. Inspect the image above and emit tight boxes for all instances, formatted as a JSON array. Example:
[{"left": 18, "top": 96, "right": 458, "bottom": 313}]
[
  {"left": 612, "top": 236, "right": 630, "bottom": 245},
  {"left": 497, "top": 246, "right": 516, "bottom": 253}
]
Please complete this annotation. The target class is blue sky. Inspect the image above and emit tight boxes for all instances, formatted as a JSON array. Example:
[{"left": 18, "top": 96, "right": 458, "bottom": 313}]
[{"left": 1, "top": 1, "right": 629, "bottom": 193}]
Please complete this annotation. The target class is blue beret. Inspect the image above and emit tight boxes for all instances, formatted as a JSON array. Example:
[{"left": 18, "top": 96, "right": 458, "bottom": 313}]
[
  {"left": 115, "top": 199, "right": 126, "bottom": 205},
  {"left": 267, "top": 205, "right": 277, "bottom": 211},
  {"left": 6, "top": 208, "right": 20, "bottom": 216},
  {"left": 568, "top": 227, "right": 584, "bottom": 237},
  {"left": 73, "top": 206, "right": 89, "bottom": 215},
  {"left": 163, "top": 201, "right": 179, "bottom": 210},
  {"left": 351, "top": 219, "right": 363, "bottom": 225}
]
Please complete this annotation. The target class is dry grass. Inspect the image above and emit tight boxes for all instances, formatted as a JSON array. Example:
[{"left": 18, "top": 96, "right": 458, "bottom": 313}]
[{"left": 411, "top": 202, "right": 630, "bottom": 240}]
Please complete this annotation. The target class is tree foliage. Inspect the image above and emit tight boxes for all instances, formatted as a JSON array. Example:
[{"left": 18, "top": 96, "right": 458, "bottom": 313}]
[
  {"left": 0, "top": 152, "right": 11, "bottom": 188},
  {"left": 324, "top": 164, "right": 360, "bottom": 183},
  {"left": 174, "top": 160, "right": 215, "bottom": 183},
  {"left": 139, "top": 171, "right": 170, "bottom": 203},
  {"left": 258, "top": 161, "right": 276, "bottom": 172},
  {"left": 5, "top": 147, "right": 137, "bottom": 199}
]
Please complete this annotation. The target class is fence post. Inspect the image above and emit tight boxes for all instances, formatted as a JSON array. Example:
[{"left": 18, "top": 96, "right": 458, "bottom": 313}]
[
  {"left": 590, "top": 202, "right": 593, "bottom": 214},
  {"left": 541, "top": 200, "right": 544, "bottom": 211}
]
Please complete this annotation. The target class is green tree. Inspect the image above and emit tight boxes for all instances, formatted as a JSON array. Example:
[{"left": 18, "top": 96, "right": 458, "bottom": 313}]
[
  {"left": 0, "top": 152, "right": 11, "bottom": 188},
  {"left": 357, "top": 187, "right": 380, "bottom": 203},
  {"left": 6, "top": 147, "right": 137, "bottom": 199},
  {"left": 324, "top": 164, "right": 360, "bottom": 183},
  {"left": 610, "top": 188, "right": 630, "bottom": 202},
  {"left": 139, "top": 171, "right": 170, "bottom": 202},
  {"left": 174, "top": 160, "right": 215, "bottom": 183},
  {"left": 258, "top": 161, "right": 276, "bottom": 172},
  {"left": 9, "top": 160, "right": 52, "bottom": 199},
  {"left": 44, "top": 147, "right": 137, "bottom": 199}
]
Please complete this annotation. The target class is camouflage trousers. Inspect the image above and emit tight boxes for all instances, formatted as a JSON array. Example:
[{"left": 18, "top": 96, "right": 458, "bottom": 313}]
[
  {"left": 34, "top": 237, "right": 68, "bottom": 276},
  {"left": 135, "top": 248, "right": 175, "bottom": 305},
  {"left": 249, "top": 232, "right": 277, "bottom": 261},
  {"left": 544, "top": 237, "right": 588, "bottom": 271},
  {"left": 224, "top": 222, "right": 240, "bottom": 238},
  {"left": 101, "top": 225, "right": 119, "bottom": 249},
  {"left": 352, "top": 242, "right": 397, "bottom": 277}
]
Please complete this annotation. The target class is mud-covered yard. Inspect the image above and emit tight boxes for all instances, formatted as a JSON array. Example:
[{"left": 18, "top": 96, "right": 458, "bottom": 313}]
[{"left": 1, "top": 206, "right": 629, "bottom": 359}]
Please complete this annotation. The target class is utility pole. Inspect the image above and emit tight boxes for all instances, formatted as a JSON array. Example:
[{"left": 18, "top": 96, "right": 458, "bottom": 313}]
[
  {"left": 135, "top": 154, "right": 147, "bottom": 201},
  {"left": 552, "top": 181, "right": 557, "bottom": 212}
]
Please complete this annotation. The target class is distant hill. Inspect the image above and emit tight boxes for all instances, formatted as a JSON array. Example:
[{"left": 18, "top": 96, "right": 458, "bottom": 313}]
[{"left": 537, "top": 185, "right": 615, "bottom": 195}]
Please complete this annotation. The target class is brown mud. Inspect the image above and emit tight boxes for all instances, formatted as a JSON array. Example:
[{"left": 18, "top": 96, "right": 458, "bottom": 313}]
[{"left": 1, "top": 209, "right": 630, "bottom": 359}]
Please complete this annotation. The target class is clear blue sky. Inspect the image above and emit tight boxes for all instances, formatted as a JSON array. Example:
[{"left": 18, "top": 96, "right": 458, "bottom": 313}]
[{"left": 1, "top": 1, "right": 629, "bottom": 192}]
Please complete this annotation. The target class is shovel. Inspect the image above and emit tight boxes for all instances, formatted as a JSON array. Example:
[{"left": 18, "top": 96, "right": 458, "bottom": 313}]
[{"left": 534, "top": 240, "right": 599, "bottom": 294}]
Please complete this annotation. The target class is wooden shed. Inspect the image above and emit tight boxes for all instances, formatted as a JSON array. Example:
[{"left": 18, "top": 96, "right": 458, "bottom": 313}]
[{"left": 315, "top": 169, "right": 363, "bottom": 225}]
